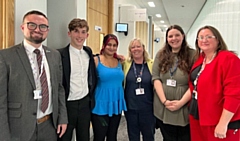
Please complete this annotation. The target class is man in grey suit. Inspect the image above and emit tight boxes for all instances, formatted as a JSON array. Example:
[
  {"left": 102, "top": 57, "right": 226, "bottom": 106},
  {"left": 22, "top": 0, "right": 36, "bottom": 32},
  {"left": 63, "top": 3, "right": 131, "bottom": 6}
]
[{"left": 0, "top": 10, "right": 68, "bottom": 141}]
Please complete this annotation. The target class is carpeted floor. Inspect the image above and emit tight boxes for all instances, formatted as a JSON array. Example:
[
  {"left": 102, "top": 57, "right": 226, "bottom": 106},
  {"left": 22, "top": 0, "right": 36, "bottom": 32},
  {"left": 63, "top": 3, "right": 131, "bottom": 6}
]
[{"left": 90, "top": 116, "right": 163, "bottom": 141}]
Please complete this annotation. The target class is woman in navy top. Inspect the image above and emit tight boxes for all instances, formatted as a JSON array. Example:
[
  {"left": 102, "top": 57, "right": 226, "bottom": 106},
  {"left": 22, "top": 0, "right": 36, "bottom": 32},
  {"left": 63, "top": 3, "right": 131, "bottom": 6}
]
[{"left": 123, "top": 38, "right": 155, "bottom": 141}]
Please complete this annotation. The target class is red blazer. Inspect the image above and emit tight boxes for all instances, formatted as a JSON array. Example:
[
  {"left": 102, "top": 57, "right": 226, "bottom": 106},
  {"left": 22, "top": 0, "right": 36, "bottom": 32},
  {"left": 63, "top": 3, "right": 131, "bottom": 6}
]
[{"left": 189, "top": 50, "right": 240, "bottom": 126}]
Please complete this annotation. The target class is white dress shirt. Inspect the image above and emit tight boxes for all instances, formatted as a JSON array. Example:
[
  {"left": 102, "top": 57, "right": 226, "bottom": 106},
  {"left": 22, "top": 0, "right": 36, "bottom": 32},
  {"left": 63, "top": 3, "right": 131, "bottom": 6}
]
[
  {"left": 24, "top": 40, "right": 52, "bottom": 119},
  {"left": 68, "top": 45, "right": 89, "bottom": 101}
]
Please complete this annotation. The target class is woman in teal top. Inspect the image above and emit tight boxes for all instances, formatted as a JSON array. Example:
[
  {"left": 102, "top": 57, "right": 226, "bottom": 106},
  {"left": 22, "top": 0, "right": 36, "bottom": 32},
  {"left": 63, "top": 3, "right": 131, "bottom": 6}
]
[{"left": 91, "top": 34, "right": 127, "bottom": 141}]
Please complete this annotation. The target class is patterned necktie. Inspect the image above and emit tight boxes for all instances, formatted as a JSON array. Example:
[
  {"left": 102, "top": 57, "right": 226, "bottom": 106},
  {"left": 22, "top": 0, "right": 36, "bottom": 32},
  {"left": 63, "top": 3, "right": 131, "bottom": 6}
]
[{"left": 34, "top": 49, "right": 49, "bottom": 113}]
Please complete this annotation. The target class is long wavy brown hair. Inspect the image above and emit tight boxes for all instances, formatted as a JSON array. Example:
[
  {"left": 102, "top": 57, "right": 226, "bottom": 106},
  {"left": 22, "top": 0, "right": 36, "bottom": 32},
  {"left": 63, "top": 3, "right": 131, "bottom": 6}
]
[{"left": 158, "top": 25, "right": 192, "bottom": 74}]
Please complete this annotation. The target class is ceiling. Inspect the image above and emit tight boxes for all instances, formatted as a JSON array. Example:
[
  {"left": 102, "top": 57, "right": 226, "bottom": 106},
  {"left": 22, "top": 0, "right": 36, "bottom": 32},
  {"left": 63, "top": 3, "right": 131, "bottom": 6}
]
[{"left": 133, "top": 0, "right": 207, "bottom": 33}]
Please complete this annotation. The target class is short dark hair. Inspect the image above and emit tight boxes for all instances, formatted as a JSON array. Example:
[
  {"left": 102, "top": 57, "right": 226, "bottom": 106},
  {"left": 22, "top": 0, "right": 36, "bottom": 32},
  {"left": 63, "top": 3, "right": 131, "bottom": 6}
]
[
  {"left": 22, "top": 10, "right": 48, "bottom": 23},
  {"left": 68, "top": 18, "right": 89, "bottom": 32}
]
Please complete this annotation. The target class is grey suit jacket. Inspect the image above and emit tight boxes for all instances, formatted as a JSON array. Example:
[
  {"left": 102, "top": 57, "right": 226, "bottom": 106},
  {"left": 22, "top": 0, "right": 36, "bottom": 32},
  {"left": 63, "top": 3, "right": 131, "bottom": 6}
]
[{"left": 0, "top": 43, "right": 68, "bottom": 141}]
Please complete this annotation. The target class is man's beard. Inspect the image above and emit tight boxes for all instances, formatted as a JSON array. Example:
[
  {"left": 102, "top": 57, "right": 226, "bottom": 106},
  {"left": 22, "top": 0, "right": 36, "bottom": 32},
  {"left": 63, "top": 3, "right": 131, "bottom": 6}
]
[{"left": 25, "top": 32, "right": 46, "bottom": 44}]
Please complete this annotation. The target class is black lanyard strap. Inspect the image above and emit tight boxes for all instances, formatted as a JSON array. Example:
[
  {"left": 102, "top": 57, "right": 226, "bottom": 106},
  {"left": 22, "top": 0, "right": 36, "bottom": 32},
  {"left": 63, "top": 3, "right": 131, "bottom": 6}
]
[
  {"left": 133, "top": 61, "right": 144, "bottom": 83},
  {"left": 169, "top": 59, "right": 178, "bottom": 78}
]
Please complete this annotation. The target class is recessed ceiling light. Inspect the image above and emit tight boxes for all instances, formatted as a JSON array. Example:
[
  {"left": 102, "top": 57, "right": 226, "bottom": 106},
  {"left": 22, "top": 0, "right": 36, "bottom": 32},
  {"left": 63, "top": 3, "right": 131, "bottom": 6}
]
[
  {"left": 148, "top": 2, "right": 155, "bottom": 7},
  {"left": 160, "top": 20, "right": 164, "bottom": 23},
  {"left": 163, "top": 25, "right": 167, "bottom": 27},
  {"left": 156, "top": 14, "right": 161, "bottom": 18}
]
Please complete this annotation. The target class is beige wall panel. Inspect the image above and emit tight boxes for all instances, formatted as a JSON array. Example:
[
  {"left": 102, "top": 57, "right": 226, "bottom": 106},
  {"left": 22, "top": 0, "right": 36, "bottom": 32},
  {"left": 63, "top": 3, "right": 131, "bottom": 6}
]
[
  {"left": 87, "top": 0, "right": 113, "bottom": 54},
  {"left": 88, "top": 0, "right": 108, "bottom": 16},
  {"left": 1, "top": 0, "right": 14, "bottom": 49},
  {"left": 0, "top": 1, "right": 2, "bottom": 48},
  {"left": 108, "top": 0, "right": 114, "bottom": 33},
  {"left": 136, "top": 21, "right": 148, "bottom": 47},
  {"left": 87, "top": 8, "right": 108, "bottom": 54}
]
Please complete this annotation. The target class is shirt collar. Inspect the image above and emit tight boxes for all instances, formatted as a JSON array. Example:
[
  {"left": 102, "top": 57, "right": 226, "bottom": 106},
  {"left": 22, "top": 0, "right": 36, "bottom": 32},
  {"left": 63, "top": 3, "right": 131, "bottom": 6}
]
[
  {"left": 24, "top": 39, "right": 43, "bottom": 53},
  {"left": 69, "top": 44, "right": 84, "bottom": 54}
]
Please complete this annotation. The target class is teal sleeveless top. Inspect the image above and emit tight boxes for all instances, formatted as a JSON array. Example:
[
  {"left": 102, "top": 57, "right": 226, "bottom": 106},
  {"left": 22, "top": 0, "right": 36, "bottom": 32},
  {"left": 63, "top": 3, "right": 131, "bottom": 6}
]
[{"left": 92, "top": 56, "right": 127, "bottom": 116}]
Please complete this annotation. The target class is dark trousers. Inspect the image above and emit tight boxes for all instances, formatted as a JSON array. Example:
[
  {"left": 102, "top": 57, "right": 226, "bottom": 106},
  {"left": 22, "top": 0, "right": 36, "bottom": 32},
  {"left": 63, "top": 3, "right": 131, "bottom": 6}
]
[
  {"left": 156, "top": 118, "right": 190, "bottom": 141},
  {"left": 30, "top": 117, "right": 57, "bottom": 141},
  {"left": 125, "top": 109, "right": 155, "bottom": 141},
  {"left": 59, "top": 95, "right": 91, "bottom": 141},
  {"left": 91, "top": 113, "right": 121, "bottom": 141}
]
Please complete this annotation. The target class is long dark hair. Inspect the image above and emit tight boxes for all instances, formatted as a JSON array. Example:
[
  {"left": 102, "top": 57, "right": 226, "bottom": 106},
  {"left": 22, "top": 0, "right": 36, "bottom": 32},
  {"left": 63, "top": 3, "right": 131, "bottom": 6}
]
[{"left": 158, "top": 25, "right": 192, "bottom": 74}]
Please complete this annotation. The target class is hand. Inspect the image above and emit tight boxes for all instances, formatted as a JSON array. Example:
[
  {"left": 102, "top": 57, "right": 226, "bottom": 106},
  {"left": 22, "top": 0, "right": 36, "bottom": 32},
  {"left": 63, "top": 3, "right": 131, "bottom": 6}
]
[
  {"left": 214, "top": 123, "right": 227, "bottom": 139},
  {"left": 165, "top": 100, "right": 182, "bottom": 111},
  {"left": 57, "top": 124, "right": 67, "bottom": 138},
  {"left": 117, "top": 54, "right": 125, "bottom": 62}
]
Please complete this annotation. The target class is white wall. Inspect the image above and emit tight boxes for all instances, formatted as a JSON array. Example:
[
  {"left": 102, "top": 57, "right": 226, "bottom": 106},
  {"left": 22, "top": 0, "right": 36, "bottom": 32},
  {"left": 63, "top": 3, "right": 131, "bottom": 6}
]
[
  {"left": 113, "top": 0, "right": 165, "bottom": 58},
  {"left": 115, "top": 4, "right": 136, "bottom": 57},
  {"left": 113, "top": 0, "right": 141, "bottom": 56},
  {"left": 187, "top": 0, "right": 240, "bottom": 53},
  {"left": 153, "top": 30, "right": 165, "bottom": 58},
  {"left": 47, "top": 0, "right": 87, "bottom": 49},
  {"left": 14, "top": 0, "right": 47, "bottom": 45},
  {"left": 14, "top": 0, "right": 164, "bottom": 55},
  {"left": 14, "top": 0, "right": 87, "bottom": 49}
]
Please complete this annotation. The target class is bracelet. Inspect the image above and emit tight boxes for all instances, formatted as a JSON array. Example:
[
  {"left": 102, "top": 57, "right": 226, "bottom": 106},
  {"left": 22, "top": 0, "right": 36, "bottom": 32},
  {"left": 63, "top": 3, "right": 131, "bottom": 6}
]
[{"left": 163, "top": 100, "right": 167, "bottom": 105}]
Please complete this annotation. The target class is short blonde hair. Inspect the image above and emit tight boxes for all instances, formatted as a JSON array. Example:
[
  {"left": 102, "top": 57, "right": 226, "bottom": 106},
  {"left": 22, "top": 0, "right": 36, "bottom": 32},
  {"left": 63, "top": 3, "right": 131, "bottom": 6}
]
[{"left": 127, "top": 38, "right": 150, "bottom": 61}]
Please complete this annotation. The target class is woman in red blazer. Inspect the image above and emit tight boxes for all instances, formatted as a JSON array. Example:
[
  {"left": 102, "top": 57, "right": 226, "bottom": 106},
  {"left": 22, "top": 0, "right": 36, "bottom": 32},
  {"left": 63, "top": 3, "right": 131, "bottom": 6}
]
[{"left": 189, "top": 25, "right": 240, "bottom": 141}]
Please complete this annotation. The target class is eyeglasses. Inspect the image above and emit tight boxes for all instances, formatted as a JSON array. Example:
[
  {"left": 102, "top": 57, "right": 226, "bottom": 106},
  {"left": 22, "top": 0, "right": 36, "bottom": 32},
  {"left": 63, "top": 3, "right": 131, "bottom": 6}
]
[
  {"left": 197, "top": 35, "right": 216, "bottom": 41},
  {"left": 25, "top": 22, "right": 49, "bottom": 32}
]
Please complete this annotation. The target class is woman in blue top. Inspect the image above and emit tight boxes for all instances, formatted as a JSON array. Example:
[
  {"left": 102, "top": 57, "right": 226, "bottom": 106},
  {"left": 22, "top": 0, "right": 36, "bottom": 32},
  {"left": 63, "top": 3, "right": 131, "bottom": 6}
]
[{"left": 91, "top": 34, "right": 127, "bottom": 141}]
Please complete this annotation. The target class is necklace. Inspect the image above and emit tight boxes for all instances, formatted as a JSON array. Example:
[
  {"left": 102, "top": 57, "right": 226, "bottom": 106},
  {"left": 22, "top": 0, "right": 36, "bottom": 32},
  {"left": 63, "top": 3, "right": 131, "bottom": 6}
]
[
  {"left": 193, "top": 52, "right": 216, "bottom": 99},
  {"left": 204, "top": 52, "right": 216, "bottom": 64}
]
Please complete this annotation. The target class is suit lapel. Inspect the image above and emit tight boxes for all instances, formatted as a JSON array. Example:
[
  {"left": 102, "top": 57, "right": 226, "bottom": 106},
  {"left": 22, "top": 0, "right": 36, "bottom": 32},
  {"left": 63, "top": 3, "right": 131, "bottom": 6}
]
[
  {"left": 16, "top": 43, "right": 36, "bottom": 89},
  {"left": 83, "top": 46, "right": 91, "bottom": 57},
  {"left": 61, "top": 46, "right": 71, "bottom": 88},
  {"left": 43, "top": 46, "right": 54, "bottom": 86}
]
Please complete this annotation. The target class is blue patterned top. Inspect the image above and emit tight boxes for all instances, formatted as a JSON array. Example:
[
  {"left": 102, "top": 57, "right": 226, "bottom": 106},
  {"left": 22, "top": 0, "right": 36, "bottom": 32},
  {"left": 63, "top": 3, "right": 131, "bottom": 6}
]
[{"left": 92, "top": 57, "right": 127, "bottom": 116}]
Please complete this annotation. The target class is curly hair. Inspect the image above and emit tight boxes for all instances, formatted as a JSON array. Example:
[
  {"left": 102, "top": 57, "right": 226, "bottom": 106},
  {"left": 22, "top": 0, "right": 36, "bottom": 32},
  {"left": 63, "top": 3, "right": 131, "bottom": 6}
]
[{"left": 158, "top": 25, "right": 192, "bottom": 74}]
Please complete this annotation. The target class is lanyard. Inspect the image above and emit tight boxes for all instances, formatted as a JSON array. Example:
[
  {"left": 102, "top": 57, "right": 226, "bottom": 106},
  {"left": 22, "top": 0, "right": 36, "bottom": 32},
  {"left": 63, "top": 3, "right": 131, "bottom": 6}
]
[
  {"left": 169, "top": 60, "right": 178, "bottom": 78},
  {"left": 133, "top": 61, "right": 144, "bottom": 87},
  {"left": 193, "top": 52, "right": 216, "bottom": 99},
  {"left": 26, "top": 49, "right": 45, "bottom": 77},
  {"left": 25, "top": 49, "right": 45, "bottom": 90},
  {"left": 38, "top": 51, "right": 45, "bottom": 78},
  {"left": 193, "top": 61, "right": 206, "bottom": 100}
]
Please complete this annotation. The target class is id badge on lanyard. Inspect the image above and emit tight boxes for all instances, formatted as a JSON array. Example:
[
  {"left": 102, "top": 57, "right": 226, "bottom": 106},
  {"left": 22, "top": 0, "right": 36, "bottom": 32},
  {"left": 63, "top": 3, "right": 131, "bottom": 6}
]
[
  {"left": 166, "top": 62, "right": 177, "bottom": 87},
  {"left": 133, "top": 62, "right": 145, "bottom": 95},
  {"left": 34, "top": 90, "right": 42, "bottom": 99},
  {"left": 166, "top": 79, "right": 176, "bottom": 87}
]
